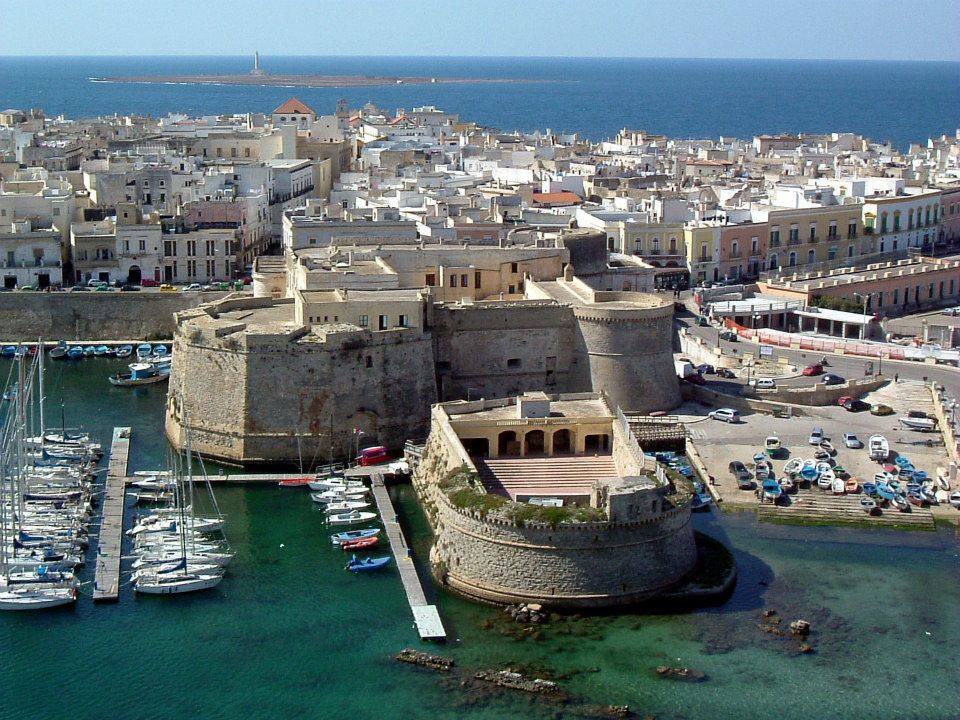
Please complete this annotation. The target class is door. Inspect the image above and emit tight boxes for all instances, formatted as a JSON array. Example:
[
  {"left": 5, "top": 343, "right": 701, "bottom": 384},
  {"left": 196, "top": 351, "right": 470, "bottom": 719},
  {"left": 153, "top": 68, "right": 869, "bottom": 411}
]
[
  {"left": 37, "top": 273, "right": 50, "bottom": 289},
  {"left": 127, "top": 265, "right": 142, "bottom": 285}
]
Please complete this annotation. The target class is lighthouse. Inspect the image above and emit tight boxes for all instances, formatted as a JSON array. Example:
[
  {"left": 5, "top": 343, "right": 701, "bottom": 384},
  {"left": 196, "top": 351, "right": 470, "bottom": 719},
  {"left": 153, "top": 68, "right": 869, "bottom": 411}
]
[{"left": 250, "top": 51, "right": 265, "bottom": 77}]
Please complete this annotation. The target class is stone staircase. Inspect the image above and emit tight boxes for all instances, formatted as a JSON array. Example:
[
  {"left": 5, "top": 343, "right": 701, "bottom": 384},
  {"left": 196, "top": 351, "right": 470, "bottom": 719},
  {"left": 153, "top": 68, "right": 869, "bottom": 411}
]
[
  {"left": 475, "top": 455, "right": 619, "bottom": 499},
  {"left": 757, "top": 489, "right": 935, "bottom": 529}
]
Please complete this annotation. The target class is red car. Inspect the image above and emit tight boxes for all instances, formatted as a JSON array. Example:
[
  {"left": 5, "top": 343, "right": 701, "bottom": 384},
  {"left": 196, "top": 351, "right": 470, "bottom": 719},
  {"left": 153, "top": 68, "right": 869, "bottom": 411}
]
[
  {"left": 141, "top": 279, "right": 160, "bottom": 287},
  {"left": 837, "top": 395, "right": 854, "bottom": 406},
  {"left": 802, "top": 364, "right": 823, "bottom": 376},
  {"left": 358, "top": 446, "right": 392, "bottom": 466}
]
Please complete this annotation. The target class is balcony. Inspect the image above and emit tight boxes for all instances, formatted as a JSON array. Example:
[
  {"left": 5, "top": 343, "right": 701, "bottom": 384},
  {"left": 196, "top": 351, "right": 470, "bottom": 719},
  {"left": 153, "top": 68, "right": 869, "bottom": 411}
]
[
  {"left": 788, "top": 237, "right": 801, "bottom": 246},
  {"left": 769, "top": 239, "right": 781, "bottom": 248},
  {"left": 1, "top": 259, "right": 62, "bottom": 269},
  {"left": 727, "top": 251, "right": 742, "bottom": 259}
]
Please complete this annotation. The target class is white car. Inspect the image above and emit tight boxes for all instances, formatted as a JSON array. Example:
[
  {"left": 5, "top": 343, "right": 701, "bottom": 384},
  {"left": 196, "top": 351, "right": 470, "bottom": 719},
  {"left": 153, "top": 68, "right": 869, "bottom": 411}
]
[
  {"left": 843, "top": 432, "right": 862, "bottom": 449},
  {"left": 708, "top": 408, "right": 740, "bottom": 423},
  {"left": 752, "top": 378, "right": 776, "bottom": 390},
  {"left": 941, "top": 306, "right": 960, "bottom": 316},
  {"left": 183, "top": 283, "right": 203, "bottom": 292}
]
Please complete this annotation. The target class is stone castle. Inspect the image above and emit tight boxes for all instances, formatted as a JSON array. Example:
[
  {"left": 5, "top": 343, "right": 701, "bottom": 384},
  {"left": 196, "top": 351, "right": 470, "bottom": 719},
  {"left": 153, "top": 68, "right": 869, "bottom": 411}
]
[{"left": 165, "top": 231, "right": 680, "bottom": 464}]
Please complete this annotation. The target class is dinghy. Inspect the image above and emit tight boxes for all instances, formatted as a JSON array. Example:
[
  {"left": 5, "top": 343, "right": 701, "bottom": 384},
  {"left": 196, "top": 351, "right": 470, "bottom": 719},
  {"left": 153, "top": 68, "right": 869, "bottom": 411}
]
[
  {"left": 860, "top": 497, "right": 877, "bottom": 513},
  {"left": 330, "top": 528, "right": 380, "bottom": 545},
  {"left": 327, "top": 510, "right": 377, "bottom": 526},
  {"left": 341, "top": 536, "right": 380, "bottom": 551},
  {"left": 779, "top": 477, "right": 795, "bottom": 493},
  {"left": 345, "top": 555, "right": 391, "bottom": 573},
  {"left": 950, "top": 491, "right": 960, "bottom": 509},
  {"left": 831, "top": 478, "right": 846, "bottom": 495},
  {"left": 891, "top": 494, "right": 910, "bottom": 512},
  {"left": 761, "top": 479, "right": 783, "bottom": 502},
  {"left": 845, "top": 478, "right": 860, "bottom": 494},
  {"left": 783, "top": 458, "right": 802, "bottom": 476}
]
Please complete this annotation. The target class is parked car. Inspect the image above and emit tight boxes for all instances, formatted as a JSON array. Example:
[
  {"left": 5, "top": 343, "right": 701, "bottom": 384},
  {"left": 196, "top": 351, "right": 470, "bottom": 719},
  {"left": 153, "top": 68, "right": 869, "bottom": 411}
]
[
  {"left": 842, "top": 398, "right": 870, "bottom": 412},
  {"left": 843, "top": 433, "right": 862, "bottom": 449},
  {"left": 684, "top": 373, "right": 706, "bottom": 385},
  {"left": 752, "top": 378, "right": 776, "bottom": 389},
  {"left": 183, "top": 283, "right": 203, "bottom": 292},
  {"left": 871, "top": 403, "right": 895, "bottom": 416},
  {"left": 728, "top": 460, "right": 752, "bottom": 488},
  {"left": 86, "top": 279, "right": 108, "bottom": 287},
  {"left": 120, "top": 284, "right": 140, "bottom": 292},
  {"left": 822, "top": 374, "right": 845, "bottom": 386},
  {"left": 941, "top": 306, "right": 960, "bottom": 316},
  {"left": 159, "top": 284, "right": 177, "bottom": 292},
  {"left": 141, "top": 279, "right": 160, "bottom": 287},
  {"left": 696, "top": 315, "right": 710, "bottom": 327},
  {"left": 719, "top": 330, "right": 738, "bottom": 342},
  {"left": 808, "top": 426, "right": 825, "bottom": 445},
  {"left": 802, "top": 363, "right": 824, "bottom": 376},
  {"left": 94, "top": 284, "right": 111, "bottom": 292},
  {"left": 709, "top": 408, "right": 740, "bottom": 423},
  {"left": 68, "top": 285, "right": 88, "bottom": 292},
  {"left": 696, "top": 363, "right": 716, "bottom": 375},
  {"left": 717, "top": 367, "right": 736, "bottom": 379}
]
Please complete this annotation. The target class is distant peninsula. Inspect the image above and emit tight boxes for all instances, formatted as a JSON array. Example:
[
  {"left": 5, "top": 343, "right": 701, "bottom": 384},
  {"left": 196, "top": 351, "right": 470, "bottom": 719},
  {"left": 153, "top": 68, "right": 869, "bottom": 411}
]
[{"left": 90, "top": 74, "right": 529, "bottom": 88}]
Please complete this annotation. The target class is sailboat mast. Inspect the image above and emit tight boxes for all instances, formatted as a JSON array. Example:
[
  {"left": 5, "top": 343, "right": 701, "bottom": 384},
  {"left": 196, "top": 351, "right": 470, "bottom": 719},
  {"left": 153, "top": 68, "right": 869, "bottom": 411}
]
[{"left": 37, "top": 338, "right": 45, "bottom": 437}]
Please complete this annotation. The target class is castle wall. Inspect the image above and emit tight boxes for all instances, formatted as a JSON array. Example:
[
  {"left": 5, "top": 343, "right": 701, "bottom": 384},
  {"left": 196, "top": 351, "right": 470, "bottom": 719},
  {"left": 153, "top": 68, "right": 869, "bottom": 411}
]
[{"left": 431, "top": 301, "right": 583, "bottom": 401}]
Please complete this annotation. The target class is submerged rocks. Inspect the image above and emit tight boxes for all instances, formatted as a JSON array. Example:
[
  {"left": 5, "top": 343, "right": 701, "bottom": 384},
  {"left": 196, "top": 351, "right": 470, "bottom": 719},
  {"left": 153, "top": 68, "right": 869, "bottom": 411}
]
[
  {"left": 655, "top": 666, "right": 707, "bottom": 682},
  {"left": 790, "top": 620, "right": 811, "bottom": 637},
  {"left": 395, "top": 648, "right": 455, "bottom": 671},
  {"left": 474, "top": 669, "right": 564, "bottom": 696},
  {"left": 504, "top": 603, "right": 548, "bottom": 624}
]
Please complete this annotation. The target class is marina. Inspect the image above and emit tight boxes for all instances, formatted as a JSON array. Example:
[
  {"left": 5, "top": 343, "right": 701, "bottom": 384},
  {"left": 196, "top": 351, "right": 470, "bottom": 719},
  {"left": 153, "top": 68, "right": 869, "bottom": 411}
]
[{"left": 92, "top": 427, "right": 130, "bottom": 601}]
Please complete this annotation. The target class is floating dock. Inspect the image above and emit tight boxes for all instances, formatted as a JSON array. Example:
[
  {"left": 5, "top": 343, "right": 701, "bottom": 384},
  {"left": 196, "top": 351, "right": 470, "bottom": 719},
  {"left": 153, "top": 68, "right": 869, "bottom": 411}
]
[
  {"left": 369, "top": 473, "right": 447, "bottom": 641},
  {"left": 93, "top": 426, "right": 131, "bottom": 602}
]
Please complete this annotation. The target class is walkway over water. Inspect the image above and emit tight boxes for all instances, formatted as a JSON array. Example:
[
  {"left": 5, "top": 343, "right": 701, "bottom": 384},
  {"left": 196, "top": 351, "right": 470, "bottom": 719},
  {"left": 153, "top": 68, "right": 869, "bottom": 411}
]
[
  {"left": 93, "top": 426, "right": 130, "bottom": 602},
  {"left": 369, "top": 473, "right": 446, "bottom": 641}
]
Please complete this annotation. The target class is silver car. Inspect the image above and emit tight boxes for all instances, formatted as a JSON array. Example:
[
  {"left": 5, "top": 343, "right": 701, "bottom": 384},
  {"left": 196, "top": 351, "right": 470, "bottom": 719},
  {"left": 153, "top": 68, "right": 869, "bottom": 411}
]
[{"left": 843, "top": 432, "right": 862, "bottom": 449}]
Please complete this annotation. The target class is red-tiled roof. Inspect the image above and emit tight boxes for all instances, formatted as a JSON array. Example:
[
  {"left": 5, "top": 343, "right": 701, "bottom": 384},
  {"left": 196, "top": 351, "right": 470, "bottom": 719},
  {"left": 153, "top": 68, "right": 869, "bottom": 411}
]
[
  {"left": 272, "top": 97, "right": 315, "bottom": 115},
  {"left": 532, "top": 191, "right": 582, "bottom": 206}
]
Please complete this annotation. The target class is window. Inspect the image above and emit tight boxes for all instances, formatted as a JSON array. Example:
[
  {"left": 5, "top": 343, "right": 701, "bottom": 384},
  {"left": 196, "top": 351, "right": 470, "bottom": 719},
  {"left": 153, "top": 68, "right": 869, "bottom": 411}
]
[
  {"left": 398, "top": 314, "right": 408, "bottom": 327},
  {"left": 925, "top": 207, "right": 931, "bottom": 225},
  {"left": 848, "top": 221, "right": 857, "bottom": 238},
  {"left": 206, "top": 240, "right": 216, "bottom": 256},
  {"left": 450, "top": 274, "right": 457, "bottom": 288},
  {"left": 187, "top": 259, "right": 197, "bottom": 277},
  {"left": 159, "top": 180, "right": 165, "bottom": 187},
  {"left": 507, "top": 358, "right": 522, "bottom": 368},
  {"left": 893, "top": 212, "right": 901, "bottom": 232},
  {"left": 244, "top": 148, "right": 251, "bottom": 158},
  {"left": 751, "top": 237, "right": 758, "bottom": 254},
  {"left": 425, "top": 273, "right": 436, "bottom": 286},
  {"left": 164, "top": 241, "right": 175, "bottom": 257},
  {"left": 809, "top": 224, "right": 816, "bottom": 241},
  {"left": 159, "top": 193, "right": 165, "bottom": 204},
  {"left": 828, "top": 222, "right": 837, "bottom": 238},
  {"left": 893, "top": 288, "right": 899, "bottom": 305},
  {"left": 789, "top": 252, "right": 797, "bottom": 267},
  {"left": 700, "top": 243, "right": 708, "bottom": 261},
  {"left": 474, "top": 271, "right": 481, "bottom": 289},
  {"left": 731, "top": 241, "right": 738, "bottom": 257},
  {"left": 880, "top": 213, "right": 888, "bottom": 233},
  {"left": 769, "top": 227, "right": 780, "bottom": 246},
  {"left": 365, "top": 356, "right": 373, "bottom": 368},
  {"left": 510, "top": 262, "right": 518, "bottom": 274},
  {"left": 378, "top": 315, "right": 387, "bottom": 330},
  {"left": 207, "top": 259, "right": 215, "bottom": 277},
  {"left": 358, "top": 314, "right": 369, "bottom": 327},
  {"left": 138, "top": 239, "right": 145, "bottom": 252},
  {"left": 172, "top": 262, "right": 178, "bottom": 279},
  {"left": 908, "top": 209, "right": 914, "bottom": 229},
  {"left": 789, "top": 225, "right": 799, "bottom": 243},
  {"left": 187, "top": 240, "right": 196, "bottom": 257},
  {"left": 460, "top": 273, "right": 468, "bottom": 287}
]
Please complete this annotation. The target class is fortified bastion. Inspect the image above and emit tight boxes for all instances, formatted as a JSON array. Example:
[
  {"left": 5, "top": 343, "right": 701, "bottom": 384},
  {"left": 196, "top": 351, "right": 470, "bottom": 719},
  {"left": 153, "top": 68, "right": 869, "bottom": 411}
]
[{"left": 413, "top": 392, "right": 698, "bottom": 608}]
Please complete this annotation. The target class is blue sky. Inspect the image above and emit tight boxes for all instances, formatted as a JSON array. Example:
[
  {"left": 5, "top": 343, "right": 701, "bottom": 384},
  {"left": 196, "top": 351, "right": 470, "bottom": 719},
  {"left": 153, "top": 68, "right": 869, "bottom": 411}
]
[{"left": 5, "top": 0, "right": 959, "bottom": 60}]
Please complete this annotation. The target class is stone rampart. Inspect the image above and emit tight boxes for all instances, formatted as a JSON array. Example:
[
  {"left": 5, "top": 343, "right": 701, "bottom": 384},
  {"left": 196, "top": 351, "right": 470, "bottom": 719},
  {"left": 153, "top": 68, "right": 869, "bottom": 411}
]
[{"left": 0, "top": 292, "right": 226, "bottom": 341}]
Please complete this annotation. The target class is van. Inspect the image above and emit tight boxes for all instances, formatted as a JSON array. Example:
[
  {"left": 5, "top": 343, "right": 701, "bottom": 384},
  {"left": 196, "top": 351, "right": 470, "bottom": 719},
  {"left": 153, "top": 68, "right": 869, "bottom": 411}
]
[
  {"left": 358, "top": 446, "right": 392, "bottom": 466},
  {"left": 808, "top": 427, "right": 825, "bottom": 445}
]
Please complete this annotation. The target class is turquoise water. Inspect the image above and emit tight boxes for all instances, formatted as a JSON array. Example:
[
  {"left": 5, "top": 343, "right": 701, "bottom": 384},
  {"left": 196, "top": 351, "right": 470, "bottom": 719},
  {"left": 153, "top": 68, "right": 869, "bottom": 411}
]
[{"left": 0, "top": 357, "right": 958, "bottom": 719}]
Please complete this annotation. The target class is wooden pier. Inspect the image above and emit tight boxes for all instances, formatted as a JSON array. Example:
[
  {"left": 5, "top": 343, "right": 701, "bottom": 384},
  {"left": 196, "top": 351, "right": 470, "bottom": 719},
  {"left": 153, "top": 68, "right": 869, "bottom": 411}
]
[
  {"left": 369, "top": 473, "right": 447, "bottom": 641},
  {"left": 93, "top": 427, "right": 131, "bottom": 602}
]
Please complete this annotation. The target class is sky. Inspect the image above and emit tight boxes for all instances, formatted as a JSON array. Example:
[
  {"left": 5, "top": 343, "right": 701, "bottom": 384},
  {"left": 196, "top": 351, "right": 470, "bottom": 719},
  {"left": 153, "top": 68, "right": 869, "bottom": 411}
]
[{"left": 4, "top": 0, "right": 959, "bottom": 61}]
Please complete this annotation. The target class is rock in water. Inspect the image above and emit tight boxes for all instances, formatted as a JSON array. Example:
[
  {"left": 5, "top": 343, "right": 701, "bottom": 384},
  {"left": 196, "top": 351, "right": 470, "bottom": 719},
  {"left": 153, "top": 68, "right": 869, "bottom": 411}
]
[
  {"left": 474, "top": 669, "right": 564, "bottom": 695},
  {"left": 395, "top": 648, "right": 455, "bottom": 671},
  {"left": 655, "top": 665, "right": 707, "bottom": 682},
  {"left": 790, "top": 620, "right": 811, "bottom": 636}
]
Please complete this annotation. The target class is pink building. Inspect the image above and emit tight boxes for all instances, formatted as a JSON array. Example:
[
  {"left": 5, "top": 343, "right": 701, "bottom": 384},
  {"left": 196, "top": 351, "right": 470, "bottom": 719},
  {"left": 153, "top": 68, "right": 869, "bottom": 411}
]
[{"left": 717, "top": 221, "right": 767, "bottom": 282}]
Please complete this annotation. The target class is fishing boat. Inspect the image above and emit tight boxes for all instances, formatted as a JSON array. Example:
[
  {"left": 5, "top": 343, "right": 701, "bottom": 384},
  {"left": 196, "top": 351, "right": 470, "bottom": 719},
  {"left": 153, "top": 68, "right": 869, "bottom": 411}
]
[
  {"left": 345, "top": 555, "right": 391, "bottom": 573},
  {"left": 936, "top": 470, "right": 950, "bottom": 491},
  {"left": 778, "top": 476, "right": 794, "bottom": 493},
  {"left": 690, "top": 481, "right": 713, "bottom": 511},
  {"left": 907, "top": 492, "right": 925, "bottom": 507},
  {"left": 115, "top": 344, "right": 133, "bottom": 359},
  {"left": 818, "top": 440, "right": 834, "bottom": 455},
  {"left": 67, "top": 347, "right": 84, "bottom": 360},
  {"left": 868, "top": 435, "right": 890, "bottom": 461},
  {"left": 831, "top": 478, "right": 846, "bottom": 495},
  {"left": 277, "top": 477, "right": 313, "bottom": 488},
  {"left": 330, "top": 528, "right": 380, "bottom": 545},
  {"left": 817, "top": 469, "right": 835, "bottom": 490},
  {"left": 899, "top": 417, "right": 936, "bottom": 432},
  {"left": 1, "top": 346, "right": 15, "bottom": 357},
  {"left": 860, "top": 497, "right": 877, "bottom": 513},
  {"left": 152, "top": 344, "right": 168, "bottom": 356},
  {"left": 845, "top": 478, "right": 860, "bottom": 493},
  {"left": 308, "top": 476, "right": 364, "bottom": 492},
  {"left": 875, "top": 482, "right": 896, "bottom": 502},
  {"left": 341, "top": 536, "right": 380, "bottom": 551},
  {"left": 327, "top": 510, "right": 377, "bottom": 526},
  {"left": 764, "top": 436, "right": 781, "bottom": 457},
  {"left": 761, "top": 479, "right": 782, "bottom": 502},
  {"left": 920, "top": 485, "right": 938, "bottom": 504},
  {"left": 83, "top": 346, "right": 96, "bottom": 357},
  {"left": 323, "top": 500, "right": 371, "bottom": 514},
  {"left": 862, "top": 481, "right": 877, "bottom": 496},
  {"left": 108, "top": 363, "right": 169, "bottom": 387},
  {"left": 49, "top": 342, "right": 68, "bottom": 360},
  {"left": 755, "top": 460, "right": 770, "bottom": 481},
  {"left": 94, "top": 345, "right": 110, "bottom": 356},
  {"left": 783, "top": 458, "right": 802, "bottom": 476},
  {"left": 891, "top": 494, "right": 910, "bottom": 512},
  {"left": 950, "top": 491, "right": 960, "bottom": 509},
  {"left": 136, "top": 343, "right": 152, "bottom": 360}
]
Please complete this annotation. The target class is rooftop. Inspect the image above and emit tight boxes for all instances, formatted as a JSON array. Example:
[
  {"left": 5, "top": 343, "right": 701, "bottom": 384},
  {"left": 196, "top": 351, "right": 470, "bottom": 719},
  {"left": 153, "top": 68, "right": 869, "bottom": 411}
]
[{"left": 272, "top": 97, "right": 315, "bottom": 116}]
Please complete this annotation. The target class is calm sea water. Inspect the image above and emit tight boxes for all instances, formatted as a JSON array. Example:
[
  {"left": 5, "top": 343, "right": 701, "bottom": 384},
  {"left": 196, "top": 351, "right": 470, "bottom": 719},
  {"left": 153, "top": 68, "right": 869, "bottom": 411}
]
[
  {"left": 0, "top": 56, "right": 958, "bottom": 149},
  {"left": 0, "top": 356, "right": 957, "bottom": 719}
]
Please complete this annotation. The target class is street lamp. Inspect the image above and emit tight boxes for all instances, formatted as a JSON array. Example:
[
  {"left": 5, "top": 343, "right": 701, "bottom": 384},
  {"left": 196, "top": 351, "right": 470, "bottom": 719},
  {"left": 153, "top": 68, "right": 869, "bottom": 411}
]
[{"left": 854, "top": 292, "right": 872, "bottom": 341}]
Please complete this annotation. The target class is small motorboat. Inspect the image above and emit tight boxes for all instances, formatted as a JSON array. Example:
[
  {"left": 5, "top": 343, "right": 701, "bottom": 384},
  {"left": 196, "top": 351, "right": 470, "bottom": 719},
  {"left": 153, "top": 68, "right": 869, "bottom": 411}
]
[
  {"left": 831, "top": 478, "right": 846, "bottom": 495},
  {"left": 875, "top": 482, "right": 896, "bottom": 502},
  {"left": 323, "top": 500, "right": 371, "bottom": 515},
  {"left": 764, "top": 436, "right": 781, "bottom": 457},
  {"left": 900, "top": 417, "right": 936, "bottom": 432},
  {"left": 153, "top": 344, "right": 168, "bottom": 356},
  {"left": 950, "top": 491, "right": 960, "bottom": 509},
  {"left": 1, "top": 346, "right": 16, "bottom": 357},
  {"left": 345, "top": 555, "right": 391, "bottom": 573},
  {"left": 874, "top": 471, "right": 897, "bottom": 485},
  {"left": 341, "top": 535, "right": 380, "bottom": 551},
  {"left": 311, "top": 489, "right": 367, "bottom": 504},
  {"left": 860, "top": 497, "right": 877, "bottom": 513},
  {"left": 845, "top": 478, "right": 860, "bottom": 494},
  {"left": 277, "top": 478, "right": 313, "bottom": 488},
  {"left": 783, "top": 458, "right": 802, "bottom": 476},
  {"left": 818, "top": 440, "right": 834, "bottom": 455},
  {"left": 94, "top": 345, "right": 110, "bottom": 356},
  {"left": 136, "top": 343, "right": 153, "bottom": 360},
  {"left": 330, "top": 528, "right": 380, "bottom": 545},
  {"left": 67, "top": 346, "right": 84, "bottom": 360},
  {"left": 115, "top": 344, "right": 133, "bottom": 358},
  {"left": 755, "top": 461, "right": 770, "bottom": 481},
  {"left": 907, "top": 492, "right": 925, "bottom": 507},
  {"left": 49, "top": 342, "right": 68, "bottom": 360},
  {"left": 891, "top": 494, "right": 910, "bottom": 512},
  {"left": 761, "top": 479, "right": 783, "bottom": 503},
  {"left": 83, "top": 346, "right": 96, "bottom": 356},
  {"left": 799, "top": 460, "right": 818, "bottom": 485},
  {"left": 816, "top": 460, "right": 833, "bottom": 475},
  {"left": 818, "top": 471, "right": 835, "bottom": 490},
  {"left": 108, "top": 363, "right": 169, "bottom": 387},
  {"left": 752, "top": 452, "right": 767, "bottom": 466},
  {"left": 327, "top": 510, "right": 377, "bottom": 526},
  {"left": 308, "top": 476, "right": 364, "bottom": 492},
  {"left": 862, "top": 482, "right": 877, "bottom": 496},
  {"left": 868, "top": 435, "right": 890, "bottom": 461}
]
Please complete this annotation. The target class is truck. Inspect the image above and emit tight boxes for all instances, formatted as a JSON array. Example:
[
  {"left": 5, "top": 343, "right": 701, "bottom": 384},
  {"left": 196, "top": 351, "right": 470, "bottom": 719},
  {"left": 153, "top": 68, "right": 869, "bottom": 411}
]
[{"left": 674, "top": 358, "right": 697, "bottom": 380}]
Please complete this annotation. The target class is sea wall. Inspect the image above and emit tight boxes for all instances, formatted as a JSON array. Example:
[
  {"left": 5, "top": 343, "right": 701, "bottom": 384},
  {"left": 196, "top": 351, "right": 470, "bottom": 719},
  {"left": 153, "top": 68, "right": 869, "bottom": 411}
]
[{"left": 0, "top": 292, "right": 226, "bottom": 341}]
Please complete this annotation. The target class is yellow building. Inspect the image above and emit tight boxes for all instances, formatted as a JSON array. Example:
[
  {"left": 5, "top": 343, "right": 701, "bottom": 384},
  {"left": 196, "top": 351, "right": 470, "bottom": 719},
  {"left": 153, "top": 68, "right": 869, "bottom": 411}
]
[{"left": 764, "top": 203, "right": 863, "bottom": 272}]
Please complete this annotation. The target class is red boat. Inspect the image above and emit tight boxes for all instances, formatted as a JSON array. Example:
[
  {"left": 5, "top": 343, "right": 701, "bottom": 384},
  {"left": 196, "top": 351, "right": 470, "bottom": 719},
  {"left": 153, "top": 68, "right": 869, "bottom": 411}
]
[
  {"left": 341, "top": 536, "right": 380, "bottom": 551},
  {"left": 277, "top": 478, "right": 313, "bottom": 488}
]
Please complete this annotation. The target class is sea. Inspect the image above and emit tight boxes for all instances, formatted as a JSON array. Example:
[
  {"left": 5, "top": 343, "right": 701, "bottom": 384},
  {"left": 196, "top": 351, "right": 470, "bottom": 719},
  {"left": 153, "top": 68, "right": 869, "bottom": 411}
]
[
  {"left": 0, "top": 356, "right": 958, "bottom": 720},
  {"left": 0, "top": 55, "right": 958, "bottom": 149}
]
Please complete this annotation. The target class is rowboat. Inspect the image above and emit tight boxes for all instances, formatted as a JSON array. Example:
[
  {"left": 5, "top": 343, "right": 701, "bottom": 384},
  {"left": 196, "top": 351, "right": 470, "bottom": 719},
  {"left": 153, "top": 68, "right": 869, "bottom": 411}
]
[
  {"left": 868, "top": 435, "right": 890, "bottom": 462},
  {"left": 778, "top": 477, "right": 794, "bottom": 493},
  {"left": 341, "top": 536, "right": 380, "bottom": 551},
  {"left": 783, "top": 458, "right": 802, "bottom": 476},
  {"left": 799, "top": 460, "right": 818, "bottom": 483},
  {"left": 323, "top": 500, "right": 371, "bottom": 514},
  {"left": 875, "top": 482, "right": 896, "bottom": 502},
  {"left": 950, "top": 491, "right": 960, "bottom": 509},
  {"left": 818, "top": 471, "right": 835, "bottom": 490},
  {"left": 327, "top": 510, "right": 377, "bottom": 526},
  {"left": 761, "top": 479, "right": 782, "bottom": 502},
  {"left": 764, "top": 436, "right": 781, "bottom": 456},
  {"left": 907, "top": 492, "right": 925, "bottom": 507},
  {"left": 860, "top": 497, "right": 877, "bottom": 513},
  {"left": 115, "top": 345, "right": 133, "bottom": 358},
  {"left": 330, "top": 528, "right": 380, "bottom": 545},
  {"left": 277, "top": 478, "right": 312, "bottom": 488},
  {"left": 891, "top": 494, "right": 910, "bottom": 512},
  {"left": 831, "top": 478, "right": 846, "bottom": 495},
  {"left": 862, "top": 481, "right": 877, "bottom": 496},
  {"left": 818, "top": 440, "right": 834, "bottom": 454},
  {"left": 845, "top": 478, "right": 860, "bottom": 493},
  {"left": 345, "top": 555, "right": 391, "bottom": 573}
]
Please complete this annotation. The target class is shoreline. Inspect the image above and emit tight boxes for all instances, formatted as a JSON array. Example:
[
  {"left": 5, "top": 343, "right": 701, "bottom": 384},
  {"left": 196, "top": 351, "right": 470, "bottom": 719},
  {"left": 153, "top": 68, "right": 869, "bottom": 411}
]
[{"left": 90, "top": 74, "right": 542, "bottom": 88}]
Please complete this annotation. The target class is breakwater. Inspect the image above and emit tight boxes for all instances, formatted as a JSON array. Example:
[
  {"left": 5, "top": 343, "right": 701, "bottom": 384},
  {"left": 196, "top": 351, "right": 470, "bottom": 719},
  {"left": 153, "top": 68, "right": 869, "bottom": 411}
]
[{"left": 0, "top": 292, "right": 226, "bottom": 341}]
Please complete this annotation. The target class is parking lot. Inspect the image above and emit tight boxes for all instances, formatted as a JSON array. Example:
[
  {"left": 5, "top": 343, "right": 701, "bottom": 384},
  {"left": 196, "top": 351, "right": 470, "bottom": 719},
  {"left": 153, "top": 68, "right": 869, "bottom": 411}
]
[{"left": 684, "top": 379, "right": 956, "bottom": 522}]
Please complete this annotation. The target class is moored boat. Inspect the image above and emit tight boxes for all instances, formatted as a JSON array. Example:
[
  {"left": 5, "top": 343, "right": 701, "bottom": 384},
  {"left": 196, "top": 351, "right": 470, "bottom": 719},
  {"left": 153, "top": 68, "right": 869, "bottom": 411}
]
[
  {"left": 323, "top": 500, "right": 371, "bottom": 514},
  {"left": 136, "top": 343, "right": 152, "bottom": 360},
  {"left": 108, "top": 363, "right": 169, "bottom": 387},
  {"left": 783, "top": 458, "right": 802, "bottom": 476},
  {"left": 845, "top": 478, "right": 860, "bottom": 494},
  {"left": 330, "top": 528, "right": 380, "bottom": 545},
  {"left": 67, "top": 347, "right": 84, "bottom": 360},
  {"left": 49, "top": 342, "right": 68, "bottom": 360},
  {"left": 327, "top": 510, "right": 377, "bottom": 526},
  {"left": 115, "top": 344, "right": 133, "bottom": 358},
  {"left": 831, "top": 478, "right": 846, "bottom": 495},
  {"left": 891, "top": 494, "right": 910, "bottom": 512},
  {"left": 341, "top": 536, "right": 380, "bottom": 551},
  {"left": 345, "top": 555, "right": 391, "bottom": 573},
  {"left": 277, "top": 477, "right": 313, "bottom": 488},
  {"left": 83, "top": 346, "right": 96, "bottom": 357}
]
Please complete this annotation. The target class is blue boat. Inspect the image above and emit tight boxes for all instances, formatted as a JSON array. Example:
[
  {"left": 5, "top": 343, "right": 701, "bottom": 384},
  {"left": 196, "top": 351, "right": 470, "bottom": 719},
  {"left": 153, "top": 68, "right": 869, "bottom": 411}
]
[
  {"left": 345, "top": 555, "right": 391, "bottom": 573},
  {"left": 894, "top": 456, "right": 912, "bottom": 468},
  {"left": 690, "top": 482, "right": 713, "bottom": 511},
  {"left": 152, "top": 344, "right": 168, "bottom": 356},
  {"left": 94, "top": 345, "right": 110, "bottom": 356},
  {"left": 13, "top": 346, "right": 26, "bottom": 357},
  {"left": 330, "top": 528, "right": 380, "bottom": 545},
  {"left": 913, "top": 470, "right": 928, "bottom": 482},
  {"left": 115, "top": 344, "right": 133, "bottom": 358},
  {"left": 83, "top": 346, "right": 96, "bottom": 356},
  {"left": 862, "top": 482, "right": 877, "bottom": 496},
  {"left": 762, "top": 479, "right": 783, "bottom": 502},
  {"left": 136, "top": 343, "right": 152, "bottom": 359},
  {"left": 875, "top": 482, "right": 896, "bottom": 501},
  {"left": 1, "top": 346, "right": 15, "bottom": 357},
  {"left": 67, "top": 346, "right": 84, "bottom": 360}
]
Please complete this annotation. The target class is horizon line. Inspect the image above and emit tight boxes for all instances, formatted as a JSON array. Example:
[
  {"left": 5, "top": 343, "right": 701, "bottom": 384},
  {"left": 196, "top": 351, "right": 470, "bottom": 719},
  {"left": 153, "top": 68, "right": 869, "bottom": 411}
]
[{"left": 1, "top": 53, "right": 958, "bottom": 64}]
